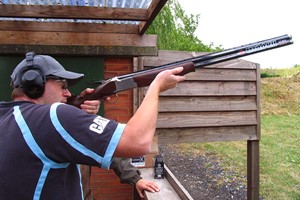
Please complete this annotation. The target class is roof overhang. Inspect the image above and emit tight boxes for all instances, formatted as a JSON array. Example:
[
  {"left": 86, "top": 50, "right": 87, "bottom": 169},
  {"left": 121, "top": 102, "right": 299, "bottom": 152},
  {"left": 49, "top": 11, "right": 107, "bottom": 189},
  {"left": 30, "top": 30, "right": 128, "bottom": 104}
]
[{"left": 0, "top": 0, "right": 167, "bottom": 56}]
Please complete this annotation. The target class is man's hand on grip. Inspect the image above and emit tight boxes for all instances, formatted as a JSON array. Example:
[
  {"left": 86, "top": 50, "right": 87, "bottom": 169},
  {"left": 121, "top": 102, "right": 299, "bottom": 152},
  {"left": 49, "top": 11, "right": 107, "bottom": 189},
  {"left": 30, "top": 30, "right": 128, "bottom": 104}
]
[{"left": 152, "top": 66, "right": 186, "bottom": 93}]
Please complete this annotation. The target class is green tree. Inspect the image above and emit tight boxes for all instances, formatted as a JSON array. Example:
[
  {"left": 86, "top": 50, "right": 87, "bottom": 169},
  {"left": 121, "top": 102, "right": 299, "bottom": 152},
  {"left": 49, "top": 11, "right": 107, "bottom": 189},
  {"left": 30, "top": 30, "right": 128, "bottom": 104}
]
[{"left": 146, "top": 0, "right": 221, "bottom": 52}]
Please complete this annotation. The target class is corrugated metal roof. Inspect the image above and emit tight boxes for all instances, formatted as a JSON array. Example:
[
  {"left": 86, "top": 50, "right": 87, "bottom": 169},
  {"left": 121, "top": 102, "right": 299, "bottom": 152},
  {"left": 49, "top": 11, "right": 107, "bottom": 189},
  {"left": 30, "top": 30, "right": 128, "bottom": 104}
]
[
  {"left": 0, "top": 0, "right": 151, "bottom": 8},
  {"left": 0, "top": 0, "right": 152, "bottom": 24}
]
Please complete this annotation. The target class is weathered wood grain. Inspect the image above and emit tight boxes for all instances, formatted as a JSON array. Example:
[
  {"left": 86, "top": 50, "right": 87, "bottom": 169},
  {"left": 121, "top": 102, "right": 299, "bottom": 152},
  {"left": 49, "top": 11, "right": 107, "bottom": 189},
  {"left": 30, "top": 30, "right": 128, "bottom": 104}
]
[
  {"left": 160, "top": 81, "right": 257, "bottom": 96},
  {"left": 156, "top": 126, "right": 258, "bottom": 143},
  {"left": 135, "top": 50, "right": 260, "bottom": 143},
  {"left": 156, "top": 111, "right": 257, "bottom": 128},
  {"left": 0, "top": 4, "right": 147, "bottom": 21},
  {"left": 0, "top": 31, "right": 157, "bottom": 47},
  {"left": 158, "top": 96, "right": 257, "bottom": 112}
]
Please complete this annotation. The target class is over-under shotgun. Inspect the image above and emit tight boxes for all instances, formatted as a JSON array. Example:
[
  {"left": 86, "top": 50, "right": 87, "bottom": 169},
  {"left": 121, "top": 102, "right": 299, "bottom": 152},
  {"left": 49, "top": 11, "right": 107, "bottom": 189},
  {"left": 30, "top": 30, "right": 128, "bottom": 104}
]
[{"left": 67, "top": 34, "right": 293, "bottom": 107}]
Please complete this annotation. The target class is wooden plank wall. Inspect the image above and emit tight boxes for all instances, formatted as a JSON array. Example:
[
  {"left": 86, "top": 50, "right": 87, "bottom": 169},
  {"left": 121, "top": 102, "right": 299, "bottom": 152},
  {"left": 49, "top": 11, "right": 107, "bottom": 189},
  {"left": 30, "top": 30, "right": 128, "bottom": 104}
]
[{"left": 134, "top": 50, "right": 261, "bottom": 144}]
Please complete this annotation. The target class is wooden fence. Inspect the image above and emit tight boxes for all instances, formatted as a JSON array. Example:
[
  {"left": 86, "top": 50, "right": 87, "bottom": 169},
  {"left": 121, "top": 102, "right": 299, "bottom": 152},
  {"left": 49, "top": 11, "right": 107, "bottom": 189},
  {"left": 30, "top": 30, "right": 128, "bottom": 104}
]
[{"left": 133, "top": 50, "right": 261, "bottom": 199}]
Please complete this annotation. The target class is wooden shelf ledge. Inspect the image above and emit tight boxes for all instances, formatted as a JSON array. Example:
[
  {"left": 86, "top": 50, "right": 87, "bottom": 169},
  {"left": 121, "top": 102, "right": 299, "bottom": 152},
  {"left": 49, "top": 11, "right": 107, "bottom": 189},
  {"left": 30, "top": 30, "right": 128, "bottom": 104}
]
[{"left": 139, "top": 165, "right": 194, "bottom": 200}]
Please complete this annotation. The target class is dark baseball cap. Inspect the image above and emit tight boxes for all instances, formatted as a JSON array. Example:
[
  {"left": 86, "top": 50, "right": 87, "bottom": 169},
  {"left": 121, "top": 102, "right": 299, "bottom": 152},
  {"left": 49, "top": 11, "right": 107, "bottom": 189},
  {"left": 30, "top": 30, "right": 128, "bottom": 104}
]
[{"left": 11, "top": 53, "right": 84, "bottom": 88}]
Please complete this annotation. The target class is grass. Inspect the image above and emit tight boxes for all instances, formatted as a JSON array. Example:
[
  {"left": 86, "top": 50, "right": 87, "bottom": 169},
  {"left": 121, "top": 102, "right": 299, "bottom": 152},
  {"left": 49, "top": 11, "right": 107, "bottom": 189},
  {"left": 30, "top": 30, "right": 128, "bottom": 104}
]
[
  {"left": 261, "top": 65, "right": 300, "bottom": 78},
  {"left": 261, "top": 77, "right": 300, "bottom": 115},
  {"left": 260, "top": 115, "right": 300, "bottom": 199},
  {"left": 176, "top": 67, "right": 300, "bottom": 199},
  {"left": 177, "top": 115, "right": 300, "bottom": 199}
]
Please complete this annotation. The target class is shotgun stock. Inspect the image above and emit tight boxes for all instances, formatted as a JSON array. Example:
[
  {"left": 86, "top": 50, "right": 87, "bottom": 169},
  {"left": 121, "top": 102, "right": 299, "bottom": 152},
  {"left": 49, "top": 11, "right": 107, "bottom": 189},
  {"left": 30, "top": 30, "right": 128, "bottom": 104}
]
[{"left": 67, "top": 34, "right": 293, "bottom": 108}]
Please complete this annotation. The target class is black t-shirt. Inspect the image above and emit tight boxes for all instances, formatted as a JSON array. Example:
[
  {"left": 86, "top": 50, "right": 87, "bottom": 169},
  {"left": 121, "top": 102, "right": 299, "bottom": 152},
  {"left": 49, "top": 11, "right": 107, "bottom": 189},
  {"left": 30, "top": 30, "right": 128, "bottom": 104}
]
[{"left": 0, "top": 101, "right": 124, "bottom": 200}]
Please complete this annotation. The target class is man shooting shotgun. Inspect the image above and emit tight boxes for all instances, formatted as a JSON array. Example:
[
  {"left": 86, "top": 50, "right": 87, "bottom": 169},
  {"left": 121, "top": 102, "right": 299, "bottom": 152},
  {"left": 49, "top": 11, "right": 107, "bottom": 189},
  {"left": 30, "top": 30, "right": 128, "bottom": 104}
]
[{"left": 67, "top": 34, "right": 293, "bottom": 107}]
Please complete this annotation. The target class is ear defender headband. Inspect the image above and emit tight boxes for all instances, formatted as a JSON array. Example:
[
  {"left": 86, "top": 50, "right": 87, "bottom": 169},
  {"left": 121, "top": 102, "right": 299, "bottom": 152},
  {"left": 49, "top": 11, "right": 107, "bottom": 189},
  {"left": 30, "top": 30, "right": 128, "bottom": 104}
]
[{"left": 19, "top": 52, "right": 46, "bottom": 99}]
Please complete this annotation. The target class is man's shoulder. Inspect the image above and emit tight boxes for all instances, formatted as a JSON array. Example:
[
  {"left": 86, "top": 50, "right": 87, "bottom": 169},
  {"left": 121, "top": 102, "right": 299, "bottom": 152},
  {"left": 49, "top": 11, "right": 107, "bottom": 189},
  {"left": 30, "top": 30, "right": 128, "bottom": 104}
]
[
  {"left": 50, "top": 102, "right": 86, "bottom": 118},
  {"left": 0, "top": 100, "right": 33, "bottom": 108}
]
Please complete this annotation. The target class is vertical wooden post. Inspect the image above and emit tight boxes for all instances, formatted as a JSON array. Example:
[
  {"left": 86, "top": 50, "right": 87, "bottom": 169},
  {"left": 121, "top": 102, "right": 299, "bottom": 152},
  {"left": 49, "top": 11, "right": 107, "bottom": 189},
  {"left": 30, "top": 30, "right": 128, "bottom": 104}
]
[{"left": 247, "top": 140, "right": 259, "bottom": 200}]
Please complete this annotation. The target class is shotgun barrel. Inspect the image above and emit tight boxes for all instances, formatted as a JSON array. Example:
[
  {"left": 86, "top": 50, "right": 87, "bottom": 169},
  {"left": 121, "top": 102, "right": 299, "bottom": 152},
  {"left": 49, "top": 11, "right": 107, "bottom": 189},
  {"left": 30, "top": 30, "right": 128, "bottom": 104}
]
[
  {"left": 67, "top": 34, "right": 293, "bottom": 107},
  {"left": 117, "top": 34, "right": 293, "bottom": 79}
]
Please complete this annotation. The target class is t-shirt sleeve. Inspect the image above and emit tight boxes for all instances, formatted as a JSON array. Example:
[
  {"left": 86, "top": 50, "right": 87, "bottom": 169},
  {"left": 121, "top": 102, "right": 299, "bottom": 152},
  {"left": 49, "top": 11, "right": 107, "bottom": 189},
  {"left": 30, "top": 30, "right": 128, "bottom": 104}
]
[{"left": 49, "top": 102, "right": 124, "bottom": 169}]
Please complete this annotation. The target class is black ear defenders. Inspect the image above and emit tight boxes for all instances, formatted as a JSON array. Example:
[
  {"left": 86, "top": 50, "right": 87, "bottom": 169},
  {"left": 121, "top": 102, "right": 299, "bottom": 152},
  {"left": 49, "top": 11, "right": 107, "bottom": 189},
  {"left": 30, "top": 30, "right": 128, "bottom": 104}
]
[{"left": 19, "top": 52, "right": 46, "bottom": 99}]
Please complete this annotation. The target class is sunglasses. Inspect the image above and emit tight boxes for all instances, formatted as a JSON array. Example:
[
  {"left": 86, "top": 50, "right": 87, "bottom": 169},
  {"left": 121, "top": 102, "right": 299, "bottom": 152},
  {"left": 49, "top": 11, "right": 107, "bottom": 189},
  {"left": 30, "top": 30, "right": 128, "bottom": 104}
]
[{"left": 46, "top": 76, "right": 68, "bottom": 90}]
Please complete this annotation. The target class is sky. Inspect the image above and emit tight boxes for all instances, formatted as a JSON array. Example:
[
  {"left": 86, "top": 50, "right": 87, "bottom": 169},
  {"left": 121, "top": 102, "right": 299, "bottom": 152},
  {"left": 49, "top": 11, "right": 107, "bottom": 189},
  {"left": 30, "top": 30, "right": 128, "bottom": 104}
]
[{"left": 176, "top": 0, "right": 299, "bottom": 68}]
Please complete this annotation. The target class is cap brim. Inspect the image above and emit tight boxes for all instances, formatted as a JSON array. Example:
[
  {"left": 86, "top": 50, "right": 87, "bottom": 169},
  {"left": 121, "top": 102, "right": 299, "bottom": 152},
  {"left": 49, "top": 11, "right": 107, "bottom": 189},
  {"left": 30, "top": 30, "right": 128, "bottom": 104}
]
[{"left": 51, "top": 70, "right": 84, "bottom": 86}]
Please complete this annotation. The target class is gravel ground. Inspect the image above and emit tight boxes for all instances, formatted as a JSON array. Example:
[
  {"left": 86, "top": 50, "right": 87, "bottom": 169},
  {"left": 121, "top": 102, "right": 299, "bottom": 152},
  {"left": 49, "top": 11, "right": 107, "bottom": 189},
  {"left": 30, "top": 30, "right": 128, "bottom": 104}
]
[{"left": 160, "top": 144, "right": 248, "bottom": 200}]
